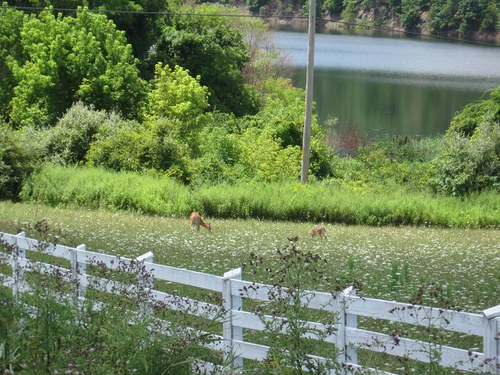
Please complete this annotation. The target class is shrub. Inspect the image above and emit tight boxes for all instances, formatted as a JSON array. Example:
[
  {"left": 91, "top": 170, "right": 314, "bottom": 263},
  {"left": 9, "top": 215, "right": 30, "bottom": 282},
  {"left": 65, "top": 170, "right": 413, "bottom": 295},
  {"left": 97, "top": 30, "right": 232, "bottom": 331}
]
[
  {"left": 0, "top": 124, "right": 38, "bottom": 200},
  {"left": 428, "top": 114, "right": 500, "bottom": 196},
  {"left": 45, "top": 102, "right": 111, "bottom": 165},
  {"left": 447, "top": 86, "right": 500, "bottom": 137}
]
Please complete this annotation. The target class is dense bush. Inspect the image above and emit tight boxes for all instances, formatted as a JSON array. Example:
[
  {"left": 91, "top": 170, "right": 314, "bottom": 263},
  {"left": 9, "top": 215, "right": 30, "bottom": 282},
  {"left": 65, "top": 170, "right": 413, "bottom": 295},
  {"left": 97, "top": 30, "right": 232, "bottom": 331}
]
[
  {"left": 426, "top": 87, "right": 500, "bottom": 196},
  {"left": 0, "top": 124, "right": 39, "bottom": 200},
  {"left": 428, "top": 115, "right": 499, "bottom": 196},
  {"left": 447, "top": 86, "right": 500, "bottom": 137},
  {"left": 45, "top": 102, "right": 112, "bottom": 165}
]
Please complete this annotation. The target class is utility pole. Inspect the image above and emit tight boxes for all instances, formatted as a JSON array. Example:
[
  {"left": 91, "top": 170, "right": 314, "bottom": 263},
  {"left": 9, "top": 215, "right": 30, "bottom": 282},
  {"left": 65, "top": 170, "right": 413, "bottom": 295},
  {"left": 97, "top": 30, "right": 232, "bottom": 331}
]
[{"left": 300, "top": 0, "right": 315, "bottom": 183}]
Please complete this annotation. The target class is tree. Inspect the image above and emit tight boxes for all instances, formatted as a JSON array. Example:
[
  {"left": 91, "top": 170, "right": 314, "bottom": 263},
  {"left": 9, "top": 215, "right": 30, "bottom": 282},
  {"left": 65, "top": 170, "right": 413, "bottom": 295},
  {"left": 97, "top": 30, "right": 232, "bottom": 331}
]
[
  {"left": 146, "top": 4, "right": 260, "bottom": 116},
  {"left": 480, "top": 0, "right": 498, "bottom": 32},
  {"left": 8, "top": 8, "right": 147, "bottom": 128},
  {"left": 400, "top": 0, "right": 422, "bottom": 30},
  {"left": 45, "top": 102, "right": 113, "bottom": 165},
  {"left": 427, "top": 0, "right": 458, "bottom": 33},
  {"left": 224, "top": 8, "right": 293, "bottom": 88},
  {"left": 456, "top": 0, "right": 489, "bottom": 34},
  {"left": 0, "top": 6, "right": 25, "bottom": 124},
  {"left": 7, "top": 0, "right": 170, "bottom": 61},
  {"left": 145, "top": 63, "right": 213, "bottom": 155}
]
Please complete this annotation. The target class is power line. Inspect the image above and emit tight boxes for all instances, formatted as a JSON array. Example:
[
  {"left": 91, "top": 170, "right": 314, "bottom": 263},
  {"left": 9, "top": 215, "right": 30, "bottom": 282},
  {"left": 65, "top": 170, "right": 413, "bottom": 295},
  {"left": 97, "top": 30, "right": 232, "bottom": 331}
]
[{"left": 2, "top": 4, "right": 499, "bottom": 47}]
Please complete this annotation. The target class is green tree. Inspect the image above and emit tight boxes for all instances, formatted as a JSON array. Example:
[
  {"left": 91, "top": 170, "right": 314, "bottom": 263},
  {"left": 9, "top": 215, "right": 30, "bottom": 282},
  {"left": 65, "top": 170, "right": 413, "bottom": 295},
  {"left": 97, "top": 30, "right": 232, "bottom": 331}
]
[
  {"left": 146, "top": 63, "right": 213, "bottom": 155},
  {"left": 223, "top": 7, "right": 293, "bottom": 89},
  {"left": 480, "top": 0, "right": 498, "bottom": 31},
  {"left": 427, "top": 0, "right": 458, "bottom": 33},
  {"left": 8, "top": 8, "right": 146, "bottom": 128},
  {"left": 146, "top": 4, "right": 260, "bottom": 116},
  {"left": 45, "top": 102, "right": 116, "bottom": 165},
  {"left": 8, "top": 0, "right": 170, "bottom": 61},
  {"left": 400, "top": 0, "right": 422, "bottom": 30},
  {"left": 0, "top": 6, "right": 25, "bottom": 124},
  {"left": 456, "top": 0, "right": 489, "bottom": 34},
  {"left": 322, "top": 0, "right": 344, "bottom": 16}
]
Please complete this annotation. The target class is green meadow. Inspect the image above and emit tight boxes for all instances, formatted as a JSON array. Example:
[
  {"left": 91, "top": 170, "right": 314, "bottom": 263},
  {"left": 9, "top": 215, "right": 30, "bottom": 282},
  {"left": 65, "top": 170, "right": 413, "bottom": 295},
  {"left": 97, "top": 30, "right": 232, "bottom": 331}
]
[{"left": 1, "top": 201, "right": 498, "bottom": 314}]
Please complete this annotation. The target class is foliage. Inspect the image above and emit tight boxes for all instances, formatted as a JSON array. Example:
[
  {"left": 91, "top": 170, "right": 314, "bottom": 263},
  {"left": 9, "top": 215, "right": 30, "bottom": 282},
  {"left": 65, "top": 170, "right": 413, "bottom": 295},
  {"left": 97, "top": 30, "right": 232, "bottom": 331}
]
[
  {"left": 427, "top": 115, "right": 500, "bottom": 196},
  {"left": 7, "top": 0, "right": 171, "bottom": 61},
  {"left": 0, "top": 224, "right": 221, "bottom": 374},
  {"left": 44, "top": 102, "right": 112, "bottom": 165},
  {"left": 145, "top": 63, "right": 213, "bottom": 154},
  {"left": 340, "top": 0, "right": 359, "bottom": 23},
  {"left": 20, "top": 164, "right": 500, "bottom": 228},
  {"left": 225, "top": 10, "right": 293, "bottom": 88},
  {"left": 188, "top": 77, "right": 334, "bottom": 184},
  {"left": 400, "top": 0, "right": 422, "bottom": 30},
  {"left": 447, "top": 86, "right": 500, "bottom": 137},
  {"left": 245, "top": 0, "right": 499, "bottom": 36},
  {"left": 322, "top": 0, "right": 344, "bottom": 17},
  {"left": 0, "top": 6, "right": 25, "bottom": 124},
  {"left": 146, "top": 4, "right": 260, "bottom": 116},
  {"left": 245, "top": 240, "right": 341, "bottom": 373},
  {"left": 426, "top": 87, "right": 500, "bottom": 196},
  {"left": 0, "top": 124, "right": 39, "bottom": 201},
  {"left": 21, "top": 164, "right": 192, "bottom": 215},
  {"left": 480, "top": 0, "right": 498, "bottom": 31},
  {"left": 86, "top": 119, "right": 190, "bottom": 181},
  {"left": 87, "top": 120, "right": 160, "bottom": 172},
  {"left": 7, "top": 8, "right": 146, "bottom": 128}
]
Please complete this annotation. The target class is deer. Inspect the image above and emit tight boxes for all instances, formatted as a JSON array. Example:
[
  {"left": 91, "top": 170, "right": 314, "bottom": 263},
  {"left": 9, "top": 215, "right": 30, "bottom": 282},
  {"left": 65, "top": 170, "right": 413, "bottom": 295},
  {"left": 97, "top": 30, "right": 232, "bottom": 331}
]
[
  {"left": 308, "top": 225, "right": 326, "bottom": 239},
  {"left": 189, "top": 212, "right": 212, "bottom": 233}
]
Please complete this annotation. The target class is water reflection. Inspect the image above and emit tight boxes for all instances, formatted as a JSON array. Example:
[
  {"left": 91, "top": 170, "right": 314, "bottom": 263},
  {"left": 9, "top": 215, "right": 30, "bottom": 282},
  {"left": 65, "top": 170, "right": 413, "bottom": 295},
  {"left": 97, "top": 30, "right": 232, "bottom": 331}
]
[{"left": 275, "top": 31, "right": 500, "bottom": 139}]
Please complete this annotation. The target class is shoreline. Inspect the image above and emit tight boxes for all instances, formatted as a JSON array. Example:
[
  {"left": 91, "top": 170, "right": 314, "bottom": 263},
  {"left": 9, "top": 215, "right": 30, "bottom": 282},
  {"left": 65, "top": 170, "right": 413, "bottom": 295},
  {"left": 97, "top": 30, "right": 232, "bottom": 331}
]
[{"left": 265, "top": 16, "right": 500, "bottom": 45}]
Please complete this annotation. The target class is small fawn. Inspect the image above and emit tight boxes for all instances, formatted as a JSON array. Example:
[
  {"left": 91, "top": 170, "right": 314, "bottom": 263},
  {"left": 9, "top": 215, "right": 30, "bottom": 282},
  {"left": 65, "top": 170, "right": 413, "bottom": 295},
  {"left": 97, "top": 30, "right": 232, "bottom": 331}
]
[
  {"left": 189, "top": 212, "right": 212, "bottom": 233},
  {"left": 308, "top": 225, "right": 326, "bottom": 239}
]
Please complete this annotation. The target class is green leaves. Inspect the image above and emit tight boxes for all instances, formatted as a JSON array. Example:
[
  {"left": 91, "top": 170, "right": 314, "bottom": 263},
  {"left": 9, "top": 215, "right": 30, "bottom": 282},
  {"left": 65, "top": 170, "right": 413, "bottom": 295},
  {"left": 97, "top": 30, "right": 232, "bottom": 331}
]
[
  {"left": 7, "top": 8, "right": 146, "bottom": 128},
  {"left": 147, "top": 5, "right": 260, "bottom": 116}
]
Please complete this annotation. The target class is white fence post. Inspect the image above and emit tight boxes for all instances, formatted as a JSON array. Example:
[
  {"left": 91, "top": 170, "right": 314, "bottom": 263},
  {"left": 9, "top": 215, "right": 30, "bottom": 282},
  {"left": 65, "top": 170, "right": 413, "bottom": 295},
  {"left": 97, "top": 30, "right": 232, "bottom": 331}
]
[
  {"left": 344, "top": 286, "right": 358, "bottom": 366},
  {"left": 76, "top": 244, "right": 87, "bottom": 296},
  {"left": 482, "top": 305, "right": 500, "bottom": 373},
  {"left": 223, "top": 267, "right": 243, "bottom": 370},
  {"left": 136, "top": 251, "right": 154, "bottom": 316},
  {"left": 336, "top": 286, "right": 357, "bottom": 374},
  {"left": 12, "top": 231, "right": 26, "bottom": 302}
]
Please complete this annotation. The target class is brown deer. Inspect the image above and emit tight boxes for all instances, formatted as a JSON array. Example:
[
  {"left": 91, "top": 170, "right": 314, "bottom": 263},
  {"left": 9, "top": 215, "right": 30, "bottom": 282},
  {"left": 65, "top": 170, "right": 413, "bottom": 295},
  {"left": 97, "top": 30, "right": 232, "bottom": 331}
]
[
  {"left": 308, "top": 225, "right": 326, "bottom": 239},
  {"left": 189, "top": 212, "right": 212, "bottom": 233}
]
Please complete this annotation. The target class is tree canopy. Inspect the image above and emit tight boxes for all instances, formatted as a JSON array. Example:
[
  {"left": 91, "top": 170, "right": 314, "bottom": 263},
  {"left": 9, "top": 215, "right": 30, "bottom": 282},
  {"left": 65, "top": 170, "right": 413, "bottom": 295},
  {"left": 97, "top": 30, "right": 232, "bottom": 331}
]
[
  {"left": 146, "top": 4, "right": 261, "bottom": 116},
  {"left": 4, "top": 8, "right": 146, "bottom": 128}
]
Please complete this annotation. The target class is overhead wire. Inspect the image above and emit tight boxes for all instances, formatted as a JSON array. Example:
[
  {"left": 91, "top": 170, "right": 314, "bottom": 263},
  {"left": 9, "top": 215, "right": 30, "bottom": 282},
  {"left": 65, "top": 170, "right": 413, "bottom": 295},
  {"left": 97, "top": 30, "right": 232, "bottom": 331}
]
[{"left": 1, "top": 3, "right": 499, "bottom": 47}]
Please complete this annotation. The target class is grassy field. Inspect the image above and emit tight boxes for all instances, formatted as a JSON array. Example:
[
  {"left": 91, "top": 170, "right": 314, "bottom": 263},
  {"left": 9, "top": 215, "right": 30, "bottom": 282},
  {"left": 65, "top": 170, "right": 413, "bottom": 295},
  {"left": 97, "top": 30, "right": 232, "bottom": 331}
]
[{"left": 1, "top": 201, "right": 498, "bottom": 314}]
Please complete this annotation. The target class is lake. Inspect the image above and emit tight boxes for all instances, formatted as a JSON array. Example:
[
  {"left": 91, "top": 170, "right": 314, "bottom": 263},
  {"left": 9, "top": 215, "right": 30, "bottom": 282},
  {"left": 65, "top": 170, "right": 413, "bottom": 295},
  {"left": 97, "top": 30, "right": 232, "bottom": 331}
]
[{"left": 273, "top": 30, "right": 500, "bottom": 139}]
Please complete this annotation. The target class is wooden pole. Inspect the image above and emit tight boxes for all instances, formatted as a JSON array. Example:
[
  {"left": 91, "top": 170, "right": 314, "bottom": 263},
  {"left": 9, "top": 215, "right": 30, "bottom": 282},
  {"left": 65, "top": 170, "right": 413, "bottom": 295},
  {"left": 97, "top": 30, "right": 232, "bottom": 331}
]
[{"left": 301, "top": 0, "right": 315, "bottom": 183}]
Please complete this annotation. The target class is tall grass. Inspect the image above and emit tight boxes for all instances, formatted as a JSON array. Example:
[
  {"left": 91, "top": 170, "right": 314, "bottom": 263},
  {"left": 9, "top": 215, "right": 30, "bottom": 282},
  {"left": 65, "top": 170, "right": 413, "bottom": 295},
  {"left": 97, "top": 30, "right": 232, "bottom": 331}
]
[
  {"left": 21, "top": 164, "right": 499, "bottom": 228},
  {"left": 22, "top": 164, "right": 192, "bottom": 216}
]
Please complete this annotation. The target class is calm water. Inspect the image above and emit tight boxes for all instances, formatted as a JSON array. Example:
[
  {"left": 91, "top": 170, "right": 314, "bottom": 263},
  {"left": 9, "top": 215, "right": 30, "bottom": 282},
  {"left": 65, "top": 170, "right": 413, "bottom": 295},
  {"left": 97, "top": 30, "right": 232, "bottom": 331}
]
[{"left": 274, "top": 31, "right": 500, "bottom": 139}]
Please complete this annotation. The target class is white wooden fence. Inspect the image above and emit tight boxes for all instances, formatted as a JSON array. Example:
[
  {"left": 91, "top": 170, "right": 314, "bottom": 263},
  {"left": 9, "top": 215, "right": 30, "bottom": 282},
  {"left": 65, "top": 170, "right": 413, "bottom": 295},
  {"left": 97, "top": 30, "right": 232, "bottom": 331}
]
[{"left": 0, "top": 231, "right": 499, "bottom": 374}]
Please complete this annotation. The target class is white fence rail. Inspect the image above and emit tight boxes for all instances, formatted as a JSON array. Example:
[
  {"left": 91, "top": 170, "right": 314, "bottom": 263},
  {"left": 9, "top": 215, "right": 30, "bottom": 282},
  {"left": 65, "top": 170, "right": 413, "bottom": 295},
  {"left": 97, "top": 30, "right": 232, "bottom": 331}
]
[{"left": 0, "top": 231, "right": 498, "bottom": 374}]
